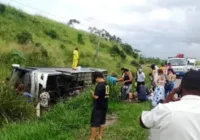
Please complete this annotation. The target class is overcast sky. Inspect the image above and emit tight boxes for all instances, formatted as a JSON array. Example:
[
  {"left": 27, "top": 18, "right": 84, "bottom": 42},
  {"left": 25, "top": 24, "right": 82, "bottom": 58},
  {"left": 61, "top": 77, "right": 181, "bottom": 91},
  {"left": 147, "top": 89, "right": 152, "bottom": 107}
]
[{"left": 1, "top": 0, "right": 199, "bottom": 59}]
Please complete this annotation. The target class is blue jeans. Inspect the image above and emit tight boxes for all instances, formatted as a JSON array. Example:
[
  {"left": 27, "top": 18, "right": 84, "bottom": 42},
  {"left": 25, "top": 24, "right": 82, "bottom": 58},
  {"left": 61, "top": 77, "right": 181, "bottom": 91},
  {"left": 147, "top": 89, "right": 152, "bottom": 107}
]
[
  {"left": 165, "top": 82, "right": 174, "bottom": 98},
  {"left": 121, "top": 84, "right": 132, "bottom": 100}
]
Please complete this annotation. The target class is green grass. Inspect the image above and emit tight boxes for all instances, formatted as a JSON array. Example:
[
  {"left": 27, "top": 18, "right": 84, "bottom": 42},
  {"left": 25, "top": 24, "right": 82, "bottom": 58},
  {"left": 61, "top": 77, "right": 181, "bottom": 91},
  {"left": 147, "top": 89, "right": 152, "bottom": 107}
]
[
  {"left": 0, "top": 4, "right": 137, "bottom": 79},
  {"left": 0, "top": 4, "right": 151, "bottom": 140},
  {"left": 0, "top": 90, "right": 150, "bottom": 140}
]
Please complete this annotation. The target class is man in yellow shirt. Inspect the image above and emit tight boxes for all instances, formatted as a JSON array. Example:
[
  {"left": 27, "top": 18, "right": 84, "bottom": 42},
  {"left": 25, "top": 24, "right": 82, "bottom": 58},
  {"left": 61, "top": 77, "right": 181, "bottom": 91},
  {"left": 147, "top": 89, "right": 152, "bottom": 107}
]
[{"left": 72, "top": 47, "right": 79, "bottom": 70}]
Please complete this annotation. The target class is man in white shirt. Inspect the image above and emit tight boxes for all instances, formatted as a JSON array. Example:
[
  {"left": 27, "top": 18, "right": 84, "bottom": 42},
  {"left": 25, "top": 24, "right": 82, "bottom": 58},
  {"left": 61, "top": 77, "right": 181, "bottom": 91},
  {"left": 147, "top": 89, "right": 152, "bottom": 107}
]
[
  {"left": 136, "top": 68, "right": 145, "bottom": 92},
  {"left": 140, "top": 70, "right": 200, "bottom": 140}
]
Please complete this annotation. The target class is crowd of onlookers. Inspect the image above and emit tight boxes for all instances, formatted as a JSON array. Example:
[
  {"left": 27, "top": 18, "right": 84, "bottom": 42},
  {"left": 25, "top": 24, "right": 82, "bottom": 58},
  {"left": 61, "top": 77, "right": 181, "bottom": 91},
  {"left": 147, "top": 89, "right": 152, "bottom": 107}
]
[
  {"left": 139, "top": 68, "right": 200, "bottom": 140},
  {"left": 105, "top": 62, "right": 177, "bottom": 107},
  {"left": 103, "top": 64, "right": 200, "bottom": 140}
]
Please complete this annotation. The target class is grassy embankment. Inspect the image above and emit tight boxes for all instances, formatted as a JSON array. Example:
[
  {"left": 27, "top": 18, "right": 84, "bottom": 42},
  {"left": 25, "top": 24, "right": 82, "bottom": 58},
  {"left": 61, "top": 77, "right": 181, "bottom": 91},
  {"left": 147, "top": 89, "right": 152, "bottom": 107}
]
[{"left": 0, "top": 4, "right": 150, "bottom": 140}]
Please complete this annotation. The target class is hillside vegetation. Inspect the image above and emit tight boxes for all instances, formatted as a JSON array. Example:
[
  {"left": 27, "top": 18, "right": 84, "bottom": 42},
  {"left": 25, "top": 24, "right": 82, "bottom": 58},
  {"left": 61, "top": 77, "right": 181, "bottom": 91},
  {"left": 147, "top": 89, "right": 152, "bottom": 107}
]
[
  {"left": 0, "top": 4, "right": 142, "bottom": 79},
  {"left": 0, "top": 4, "right": 154, "bottom": 140}
]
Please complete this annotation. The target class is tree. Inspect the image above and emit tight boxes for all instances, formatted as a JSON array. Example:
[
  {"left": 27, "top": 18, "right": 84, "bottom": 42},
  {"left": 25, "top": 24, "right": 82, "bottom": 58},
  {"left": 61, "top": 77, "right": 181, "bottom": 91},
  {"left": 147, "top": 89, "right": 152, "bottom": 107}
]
[
  {"left": 121, "top": 43, "right": 133, "bottom": 55},
  {"left": 134, "top": 49, "right": 141, "bottom": 52},
  {"left": 110, "top": 35, "right": 117, "bottom": 41},
  {"left": 132, "top": 52, "right": 138, "bottom": 59},
  {"left": 116, "top": 37, "right": 122, "bottom": 44},
  {"left": 88, "top": 26, "right": 97, "bottom": 34},
  {"left": 67, "top": 19, "right": 80, "bottom": 27},
  {"left": 94, "top": 29, "right": 106, "bottom": 59},
  {"left": 88, "top": 27, "right": 107, "bottom": 59},
  {"left": 0, "top": 4, "right": 6, "bottom": 13}
]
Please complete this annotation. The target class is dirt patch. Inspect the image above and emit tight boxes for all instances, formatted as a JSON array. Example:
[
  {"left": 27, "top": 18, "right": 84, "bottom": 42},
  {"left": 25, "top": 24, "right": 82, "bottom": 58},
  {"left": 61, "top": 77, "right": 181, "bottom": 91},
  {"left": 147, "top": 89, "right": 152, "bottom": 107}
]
[{"left": 105, "top": 114, "right": 117, "bottom": 126}]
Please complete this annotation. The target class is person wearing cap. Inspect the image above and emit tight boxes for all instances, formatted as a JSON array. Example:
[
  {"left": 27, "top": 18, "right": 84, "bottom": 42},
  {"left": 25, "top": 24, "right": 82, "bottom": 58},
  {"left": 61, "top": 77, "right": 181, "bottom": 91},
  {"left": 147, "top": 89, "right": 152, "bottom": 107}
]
[
  {"left": 72, "top": 47, "right": 79, "bottom": 70},
  {"left": 136, "top": 68, "right": 146, "bottom": 93},
  {"left": 90, "top": 72, "right": 109, "bottom": 140},
  {"left": 140, "top": 70, "right": 200, "bottom": 140}
]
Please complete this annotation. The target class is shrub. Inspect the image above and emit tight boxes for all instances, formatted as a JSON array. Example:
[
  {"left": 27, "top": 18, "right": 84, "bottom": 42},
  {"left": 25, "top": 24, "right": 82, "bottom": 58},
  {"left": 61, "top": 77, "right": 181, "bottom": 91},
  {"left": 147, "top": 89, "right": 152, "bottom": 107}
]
[
  {"left": 0, "top": 4, "right": 6, "bottom": 13},
  {"left": 110, "top": 45, "right": 120, "bottom": 57},
  {"left": 109, "top": 84, "right": 121, "bottom": 102},
  {"left": 41, "top": 48, "right": 48, "bottom": 58},
  {"left": 139, "top": 59, "right": 145, "bottom": 64},
  {"left": 132, "top": 52, "right": 138, "bottom": 59},
  {"left": 100, "top": 42, "right": 110, "bottom": 48},
  {"left": 77, "top": 32, "right": 84, "bottom": 44},
  {"left": 60, "top": 44, "right": 66, "bottom": 49},
  {"left": 131, "top": 60, "right": 140, "bottom": 67},
  {"left": 0, "top": 85, "right": 35, "bottom": 126},
  {"left": 120, "top": 43, "right": 133, "bottom": 55},
  {"left": 89, "top": 34, "right": 96, "bottom": 43},
  {"left": 110, "top": 45, "right": 126, "bottom": 60},
  {"left": 34, "top": 42, "right": 43, "bottom": 48},
  {"left": 9, "top": 50, "right": 25, "bottom": 64},
  {"left": 44, "top": 30, "right": 59, "bottom": 39},
  {"left": 25, "top": 49, "right": 52, "bottom": 67},
  {"left": 16, "top": 31, "right": 33, "bottom": 45},
  {"left": 119, "top": 51, "right": 126, "bottom": 60}
]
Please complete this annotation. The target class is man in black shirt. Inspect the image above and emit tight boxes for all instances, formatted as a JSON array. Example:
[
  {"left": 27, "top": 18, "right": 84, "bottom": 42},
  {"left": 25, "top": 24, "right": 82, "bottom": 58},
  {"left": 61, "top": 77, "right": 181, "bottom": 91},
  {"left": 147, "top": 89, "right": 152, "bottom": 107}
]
[{"left": 90, "top": 72, "right": 109, "bottom": 140}]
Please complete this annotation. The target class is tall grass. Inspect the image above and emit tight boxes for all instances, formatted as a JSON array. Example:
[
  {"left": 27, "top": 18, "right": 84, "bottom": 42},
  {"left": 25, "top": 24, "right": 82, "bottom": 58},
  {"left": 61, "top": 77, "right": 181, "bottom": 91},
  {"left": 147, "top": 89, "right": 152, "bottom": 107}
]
[
  {"left": 0, "top": 85, "right": 35, "bottom": 126},
  {"left": 0, "top": 88, "right": 149, "bottom": 140}
]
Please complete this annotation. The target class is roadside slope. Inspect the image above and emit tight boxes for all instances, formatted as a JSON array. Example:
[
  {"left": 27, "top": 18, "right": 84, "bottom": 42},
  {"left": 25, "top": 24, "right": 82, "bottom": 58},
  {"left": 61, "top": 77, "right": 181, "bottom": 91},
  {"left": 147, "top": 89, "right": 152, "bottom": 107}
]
[{"left": 0, "top": 4, "right": 138, "bottom": 79}]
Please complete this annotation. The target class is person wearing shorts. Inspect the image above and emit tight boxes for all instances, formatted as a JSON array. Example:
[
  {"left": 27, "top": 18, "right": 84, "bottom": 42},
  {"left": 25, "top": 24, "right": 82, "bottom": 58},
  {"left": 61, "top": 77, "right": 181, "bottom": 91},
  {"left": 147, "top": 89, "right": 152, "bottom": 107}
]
[
  {"left": 90, "top": 72, "right": 109, "bottom": 140},
  {"left": 121, "top": 68, "right": 133, "bottom": 100}
]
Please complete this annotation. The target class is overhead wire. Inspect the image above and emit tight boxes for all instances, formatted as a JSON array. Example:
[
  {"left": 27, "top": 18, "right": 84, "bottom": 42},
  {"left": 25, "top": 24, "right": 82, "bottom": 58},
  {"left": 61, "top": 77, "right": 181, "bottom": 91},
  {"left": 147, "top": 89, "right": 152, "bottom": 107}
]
[{"left": 7, "top": 0, "right": 69, "bottom": 23}]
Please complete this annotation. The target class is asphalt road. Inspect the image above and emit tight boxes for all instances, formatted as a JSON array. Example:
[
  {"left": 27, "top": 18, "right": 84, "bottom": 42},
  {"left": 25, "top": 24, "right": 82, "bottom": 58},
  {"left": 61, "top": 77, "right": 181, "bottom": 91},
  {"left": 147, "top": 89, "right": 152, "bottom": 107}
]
[{"left": 148, "top": 78, "right": 182, "bottom": 140}]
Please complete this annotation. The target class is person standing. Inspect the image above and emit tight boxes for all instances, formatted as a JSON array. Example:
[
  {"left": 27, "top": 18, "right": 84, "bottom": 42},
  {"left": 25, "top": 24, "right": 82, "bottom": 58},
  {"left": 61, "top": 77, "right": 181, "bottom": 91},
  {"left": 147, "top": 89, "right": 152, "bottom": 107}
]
[
  {"left": 90, "top": 72, "right": 109, "bottom": 140},
  {"left": 160, "top": 64, "right": 166, "bottom": 75},
  {"left": 166, "top": 63, "right": 172, "bottom": 75},
  {"left": 106, "top": 73, "right": 119, "bottom": 86},
  {"left": 165, "top": 68, "right": 176, "bottom": 98},
  {"left": 119, "top": 69, "right": 133, "bottom": 100},
  {"left": 152, "top": 69, "right": 166, "bottom": 107},
  {"left": 150, "top": 64, "right": 158, "bottom": 91},
  {"left": 136, "top": 68, "right": 145, "bottom": 92},
  {"left": 140, "top": 70, "right": 200, "bottom": 140},
  {"left": 120, "top": 67, "right": 125, "bottom": 78},
  {"left": 72, "top": 47, "right": 79, "bottom": 70}
]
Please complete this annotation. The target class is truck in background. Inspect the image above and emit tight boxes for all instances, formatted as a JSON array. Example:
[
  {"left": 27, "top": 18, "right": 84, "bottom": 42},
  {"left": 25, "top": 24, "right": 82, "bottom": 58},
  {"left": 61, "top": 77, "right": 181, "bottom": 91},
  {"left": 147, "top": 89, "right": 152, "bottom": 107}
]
[
  {"left": 167, "top": 54, "right": 196, "bottom": 76},
  {"left": 187, "top": 58, "right": 196, "bottom": 70},
  {"left": 167, "top": 57, "right": 188, "bottom": 76}
]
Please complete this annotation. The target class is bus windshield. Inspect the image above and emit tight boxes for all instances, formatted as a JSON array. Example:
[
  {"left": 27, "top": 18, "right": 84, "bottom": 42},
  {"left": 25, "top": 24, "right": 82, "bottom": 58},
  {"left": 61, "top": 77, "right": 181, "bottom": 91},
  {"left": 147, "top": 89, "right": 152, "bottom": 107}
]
[{"left": 168, "top": 59, "right": 187, "bottom": 66}]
